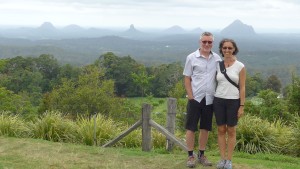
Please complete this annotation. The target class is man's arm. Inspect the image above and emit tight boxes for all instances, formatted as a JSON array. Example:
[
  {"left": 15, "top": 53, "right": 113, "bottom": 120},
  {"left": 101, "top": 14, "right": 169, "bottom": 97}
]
[{"left": 184, "top": 76, "right": 194, "bottom": 100}]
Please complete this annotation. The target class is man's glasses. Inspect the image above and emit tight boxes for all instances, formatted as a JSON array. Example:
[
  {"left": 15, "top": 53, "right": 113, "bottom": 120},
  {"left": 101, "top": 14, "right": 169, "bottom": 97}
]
[
  {"left": 222, "top": 47, "right": 233, "bottom": 50},
  {"left": 202, "top": 41, "right": 213, "bottom": 44}
]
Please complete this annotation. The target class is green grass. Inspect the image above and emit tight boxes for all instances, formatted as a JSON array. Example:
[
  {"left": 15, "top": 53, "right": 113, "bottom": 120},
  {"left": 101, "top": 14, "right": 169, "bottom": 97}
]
[{"left": 0, "top": 137, "right": 299, "bottom": 169}]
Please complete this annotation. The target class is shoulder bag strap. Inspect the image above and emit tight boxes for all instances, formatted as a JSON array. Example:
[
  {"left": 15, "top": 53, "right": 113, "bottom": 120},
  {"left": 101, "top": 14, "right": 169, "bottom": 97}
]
[{"left": 219, "top": 61, "right": 239, "bottom": 89}]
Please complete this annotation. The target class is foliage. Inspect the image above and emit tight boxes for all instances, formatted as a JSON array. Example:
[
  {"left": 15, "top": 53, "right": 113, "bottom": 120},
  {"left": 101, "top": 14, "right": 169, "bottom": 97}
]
[
  {"left": 149, "top": 62, "right": 183, "bottom": 97},
  {"left": 0, "top": 55, "right": 59, "bottom": 94},
  {"left": 245, "top": 89, "right": 294, "bottom": 123},
  {"left": 42, "top": 65, "right": 118, "bottom": 117},
  {"left": 28, "top": 111, "right": 77, "bottom": 143},
  {"left": 0, "top": 87, "right": 36, "bottom": 119},
  {"left": 236, "top": 115, "right": 298, "bottom": 156},
  {"left": 237, "top": 115, "right": 279, "bottom": 154},
  {"left": 286, "top": 74, "right": 300, "bottom": 115},
  {"left": 131, "top": 66, "right": 154, "bottom": 97},
  {"left": 265, "top": 74, "right": 282, "bottom": 93},
  {"left": 245, "top": 72, "right": 265, "bottom": 97},
  {"left": 97, "top": 52, "right": 142, "bottom": 97},
  {"left": 0, "top": 112, "right": 29, "bottom": 137},
  {"left": 168, "top": 80, "right": 186, "bottom": 99},
  {"left": 76, "top": 114, "right": 120, "bottom": 146},
  {"left": 290, "top": 116, "right": 300, "bottom": 156}
]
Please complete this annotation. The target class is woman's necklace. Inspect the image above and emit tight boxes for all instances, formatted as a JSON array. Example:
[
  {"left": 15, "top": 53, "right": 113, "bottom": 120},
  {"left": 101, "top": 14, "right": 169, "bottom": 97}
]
[{"left": 224, "top": 56, "right": 236, "bottom": 67}]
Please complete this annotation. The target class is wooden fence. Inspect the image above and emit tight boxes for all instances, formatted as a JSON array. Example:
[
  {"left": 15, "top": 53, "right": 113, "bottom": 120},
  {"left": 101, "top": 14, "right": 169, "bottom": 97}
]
[{"left": 102, "top": 98, "right": 188, "bottom": 152}]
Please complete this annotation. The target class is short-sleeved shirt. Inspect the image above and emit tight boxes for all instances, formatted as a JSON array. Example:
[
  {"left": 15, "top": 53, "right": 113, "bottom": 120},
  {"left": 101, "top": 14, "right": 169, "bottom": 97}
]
[
  {"left": 215, "top": 60, "right": 244, "bottom": 99},
  {"left": 183, "top": 49, "right": 221, "bottom": 105}
]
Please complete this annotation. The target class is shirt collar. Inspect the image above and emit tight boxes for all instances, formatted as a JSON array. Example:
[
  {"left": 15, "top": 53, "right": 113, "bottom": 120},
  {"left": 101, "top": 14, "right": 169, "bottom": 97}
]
[{"left": 196, "top": 49, "right": 213, "bottom": 58}]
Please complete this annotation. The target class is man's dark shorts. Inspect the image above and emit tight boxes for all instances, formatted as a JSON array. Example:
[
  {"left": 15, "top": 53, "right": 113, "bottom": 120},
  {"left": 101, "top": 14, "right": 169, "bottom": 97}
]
[
  {"left": 213, "top": 97, "right": 240, "bottom": 127},
  {"left": 185, "top": 98, "right": 213, "bottom": 132}
]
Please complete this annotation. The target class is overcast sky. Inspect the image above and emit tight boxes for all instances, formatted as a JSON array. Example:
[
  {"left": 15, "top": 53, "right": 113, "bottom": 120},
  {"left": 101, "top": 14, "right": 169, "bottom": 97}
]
[{"left": 0, "top": 0, "right": 299, "bottom": 33}]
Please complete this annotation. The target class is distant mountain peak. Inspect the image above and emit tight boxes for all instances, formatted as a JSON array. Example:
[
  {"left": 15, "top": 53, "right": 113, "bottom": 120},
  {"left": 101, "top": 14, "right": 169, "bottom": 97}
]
[
  {"left": 232, "top": 19, "right": 243, "bottom": 24},
  {"left": 39, "top": 22, "right": 55, "bottom": 28},
  {"left": 122, "top": 24, "right": 144, "bottom": 38},
  {"left": 129, "top": 24, "right": 135, "bottom": 30},
  {"left": 63, "top": 24, "right": 84, "bottom": 32},
  {"left": 164, "top": 25, "right": 186, "bottom": 34},
  {"left": 221, "top": 19, "right": 256, "bottom": 36},
  {"left": 124, "top": 24, "right": 141, "bottom": 33},
  {"left": 37, "top": 22, "right": 56, "bottom": 32}
]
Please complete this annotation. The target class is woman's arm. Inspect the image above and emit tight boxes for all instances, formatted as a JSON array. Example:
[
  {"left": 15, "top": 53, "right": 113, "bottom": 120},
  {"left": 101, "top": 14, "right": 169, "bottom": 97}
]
[{"left": 238, "top": 67, "right": 246, "bottom": 118}]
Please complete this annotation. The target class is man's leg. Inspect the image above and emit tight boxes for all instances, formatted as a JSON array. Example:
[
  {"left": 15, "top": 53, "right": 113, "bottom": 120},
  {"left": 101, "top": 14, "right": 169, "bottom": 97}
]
[
  {"left": 186, "top": 130, "right": 196, "bottom": 168},
  {"left": 198, "top": 101, "right": 213, "bottom": 166},
  {"left": 186, "top": 130, "right": 195, "bottom": 152},
  {"left": 198, "top": 129, "right": 209, "bottom": 151}
]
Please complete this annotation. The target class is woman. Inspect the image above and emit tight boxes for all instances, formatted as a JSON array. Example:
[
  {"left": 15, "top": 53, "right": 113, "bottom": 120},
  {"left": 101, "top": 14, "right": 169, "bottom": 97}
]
[{"left": 214, "top": 38, "right": 246, "bottom": 169}]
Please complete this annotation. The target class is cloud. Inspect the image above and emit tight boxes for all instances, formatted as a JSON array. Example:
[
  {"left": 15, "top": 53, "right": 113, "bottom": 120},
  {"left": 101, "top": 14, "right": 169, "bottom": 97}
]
[{"left": 0, "top": 0, "right": 299, "bottom": 32}]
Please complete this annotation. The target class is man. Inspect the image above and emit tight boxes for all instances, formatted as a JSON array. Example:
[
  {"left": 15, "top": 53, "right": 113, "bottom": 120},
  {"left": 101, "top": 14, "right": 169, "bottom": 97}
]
[{"left": 183, "top": 32, "right": 221, "bottom": 168}]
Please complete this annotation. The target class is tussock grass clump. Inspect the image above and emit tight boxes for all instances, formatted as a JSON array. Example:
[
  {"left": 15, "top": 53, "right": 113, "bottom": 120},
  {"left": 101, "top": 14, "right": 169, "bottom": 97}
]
[
  {"left": 0, "top": 111, "right": 29, "bottom": 137},
  {"left": 237, "top": 115, "right": 278, "bottom": 154},
  {"left": 28, "top": 111, "right": 76, "bottom": 142},
  {"left": 269, "top": 119, "right": 294, "bottom": 155},
  {"left": 290, "top": 117, "right": 300, "bottom": 156},
  {"left": 76, "top": 114, "right": 121, "bottom": 146},
  {"left": 236, "top": 115, "right": 296, "bottom": 155}
]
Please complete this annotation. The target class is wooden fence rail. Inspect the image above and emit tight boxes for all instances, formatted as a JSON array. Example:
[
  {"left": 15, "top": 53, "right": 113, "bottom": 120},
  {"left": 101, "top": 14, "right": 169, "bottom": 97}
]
[{"left": 102, "top": 98, "right": 188, "bottom": 152}]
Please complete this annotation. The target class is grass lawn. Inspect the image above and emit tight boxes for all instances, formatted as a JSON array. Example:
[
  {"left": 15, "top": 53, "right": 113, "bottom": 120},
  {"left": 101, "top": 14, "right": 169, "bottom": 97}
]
[{"left": 0, "top": 137, "right": 299, "bottom": 169}]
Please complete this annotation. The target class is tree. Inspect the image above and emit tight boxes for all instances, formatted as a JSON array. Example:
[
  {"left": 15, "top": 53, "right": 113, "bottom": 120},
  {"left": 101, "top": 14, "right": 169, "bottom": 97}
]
[
  {"left": 35, "top": 54, "right": 60, "bottom": 92},
  {"left": 131, "top": 66, "right": 154, "bottom": 97},
  {"left": 42, "top": 65, "right": 119, "bottom": 117},
  {"left": 0, "top": 87, "right": 35, "bottom": 119},
  {"left": 286, "top": 74, "right": 300, "bottom": 115},
  {"left": 149, "top": 62, "right": 183, "bottom": 97},
  {"left": 246, "top": 72, "right": 265, "bottom": 97},
  {"left": 265, "top": 74, "right": 282, "bottom": 93},
  {"left": 254, "top": 89, "right": 292, "bottom": 122},
  {"left": 97, "top": 52, "right": 142, "bottom": 97}
]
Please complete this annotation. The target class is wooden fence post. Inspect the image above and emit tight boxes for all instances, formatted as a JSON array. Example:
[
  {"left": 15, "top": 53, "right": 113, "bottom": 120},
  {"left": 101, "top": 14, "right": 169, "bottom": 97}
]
[
  {"left": 166, "top": 98, "right": 177, "bottom": 151},
  {"left": 142, "top": 103, "right": 152, "bottom": 151}
]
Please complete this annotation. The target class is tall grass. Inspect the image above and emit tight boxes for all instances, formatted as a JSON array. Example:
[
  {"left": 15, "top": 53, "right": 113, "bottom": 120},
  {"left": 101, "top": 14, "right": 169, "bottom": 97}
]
[
  {"left": 28, "top": 111, "right": 77, "bottom": 142},
  {"left": 237, "top": 115, "right": 278, "bottom": 154},
  {"left": 236, "top": 114, "right": 297, "bottom": 155},
  {"left": 290, "top": 117, "right": 300, "bottom": 156},
  {"left": 0, "top": 112, "right": 29, "bottom": 137},
  {"left": 76, "top": 114, "right": 121, "bottom": 146},
  {"left": 1, "top": 109, "right": 299, "bottom": 157},
  {"left": 0, "top": 111, "right": 167, "bottom": 148}
]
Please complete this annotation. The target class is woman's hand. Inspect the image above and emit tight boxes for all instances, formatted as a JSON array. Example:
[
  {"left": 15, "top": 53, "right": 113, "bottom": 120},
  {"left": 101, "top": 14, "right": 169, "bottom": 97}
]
[{"left": 238, "top": 106, "right": 244, "bottom": 118}]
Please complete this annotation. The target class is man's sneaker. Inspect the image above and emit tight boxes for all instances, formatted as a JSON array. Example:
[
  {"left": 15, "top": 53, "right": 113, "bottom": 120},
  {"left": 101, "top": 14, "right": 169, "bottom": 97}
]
[
  {"left": 216, "top": 159, "right": 226, "bottom": 169},
  {"left": 186, "top": 156, "right": 196, "bottom": 168},
  {"left": 198, "top": 155, "right": 212, "bottom": 166},
  {"left": 224, "top": 160, "right": 232, "bottom": 169}
]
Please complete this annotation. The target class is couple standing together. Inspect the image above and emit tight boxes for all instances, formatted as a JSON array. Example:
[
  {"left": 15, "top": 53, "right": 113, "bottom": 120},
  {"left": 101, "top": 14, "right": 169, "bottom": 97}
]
[{"left": 183, "top": 32, "right": 246, "bottom": 169}]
